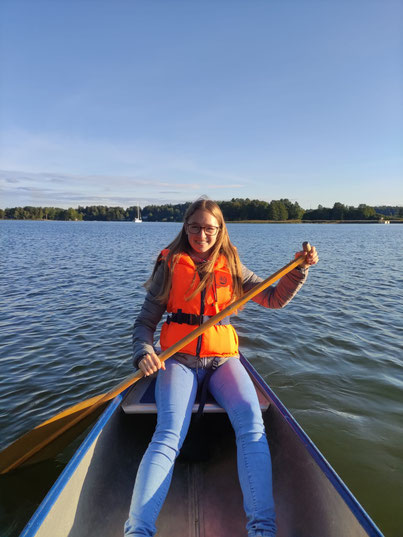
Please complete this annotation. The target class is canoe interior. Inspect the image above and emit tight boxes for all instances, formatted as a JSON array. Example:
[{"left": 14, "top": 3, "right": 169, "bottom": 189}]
[{"left": 21, "top": 358, "right": 383, "bottom": 537}]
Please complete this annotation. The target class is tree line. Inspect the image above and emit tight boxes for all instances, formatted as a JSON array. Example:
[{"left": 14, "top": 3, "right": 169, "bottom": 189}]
[
  {"left": 0, "top": 205, "right": 141, "bottom": 221},
  {"left": 373, "top": 206, "right": 403, "bottom": 217},
  {"left": 1, "top": 200, "right": 401, "bottom": 222},
  {"left": 0, "top": 199, "right": 303, "bottom": 222},
  {"left": 143, "top": 199, "right": 304, "bottom": 221},
  {"left": 302, "top": 203, "right": 378, "bottom": 221}
]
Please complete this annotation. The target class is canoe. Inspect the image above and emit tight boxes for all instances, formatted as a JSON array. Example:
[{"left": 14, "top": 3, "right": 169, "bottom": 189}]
[{"left": 20, "top": 355, "right": 384, "bottom": 537}]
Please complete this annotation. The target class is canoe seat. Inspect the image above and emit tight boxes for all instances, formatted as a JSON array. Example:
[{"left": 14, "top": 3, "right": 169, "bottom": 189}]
[{"left": 122, "top": 374, "right": 270, "bottom": 414}]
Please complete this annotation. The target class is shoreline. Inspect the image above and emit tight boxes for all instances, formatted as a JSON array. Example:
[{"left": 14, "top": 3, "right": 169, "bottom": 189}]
[
  {"left": 226, "top": 219, "right": 403, "bottom": 224},
  {"left": 2, "top": 219, "right": 402, "bottom": 224}
]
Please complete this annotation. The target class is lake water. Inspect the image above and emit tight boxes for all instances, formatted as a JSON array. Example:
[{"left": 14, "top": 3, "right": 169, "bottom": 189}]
[{"left": 0, "top": 220, "right": 402, "bottom": 536}]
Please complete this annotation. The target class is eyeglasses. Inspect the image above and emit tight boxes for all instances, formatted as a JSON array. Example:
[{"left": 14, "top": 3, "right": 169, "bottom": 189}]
[{"left": 186, "top": 224, "right": 220, "bottom": 236}]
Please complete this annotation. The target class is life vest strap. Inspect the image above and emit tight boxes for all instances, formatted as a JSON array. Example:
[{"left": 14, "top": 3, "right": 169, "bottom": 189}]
[{"left": 166, "top": 309, "right": 231, "bottom": 326}]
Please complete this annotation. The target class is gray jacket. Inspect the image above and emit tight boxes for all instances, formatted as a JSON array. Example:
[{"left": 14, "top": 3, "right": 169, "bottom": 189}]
[{"left": 132, "top": 262, "right": 308, "bottom": 368}]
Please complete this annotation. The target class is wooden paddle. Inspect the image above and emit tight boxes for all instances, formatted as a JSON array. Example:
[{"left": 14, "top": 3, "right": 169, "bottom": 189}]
[{"left": 0, "top": 243, "right": 311, "bottom": 474}]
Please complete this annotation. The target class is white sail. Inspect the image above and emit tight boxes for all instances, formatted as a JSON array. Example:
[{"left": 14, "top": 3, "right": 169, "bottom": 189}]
[{"left": 133, "top": 204, "right": 142, "bottom": 223}]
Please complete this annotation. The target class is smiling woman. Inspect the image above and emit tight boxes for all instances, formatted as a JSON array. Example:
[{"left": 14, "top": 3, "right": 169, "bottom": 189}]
[
  {"left": 127, "top": 197, "right": 318, "bottom": 537},
  {"left": 185, "top": 210, "right": 221, "bottom": 258}
]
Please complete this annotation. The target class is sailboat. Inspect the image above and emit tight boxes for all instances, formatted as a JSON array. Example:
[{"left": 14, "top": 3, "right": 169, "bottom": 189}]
[{"left": 133, "top": 205, "right": 142, "bottom": 223}]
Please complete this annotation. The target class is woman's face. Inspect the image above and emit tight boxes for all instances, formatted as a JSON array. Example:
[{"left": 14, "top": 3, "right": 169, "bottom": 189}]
[{"left": 185, "top": 209, "right": 220, "bottom": 258}]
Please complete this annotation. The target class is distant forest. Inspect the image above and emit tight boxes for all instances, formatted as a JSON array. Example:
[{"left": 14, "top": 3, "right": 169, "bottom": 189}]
[{"left": 1, "top": 200, "right": 402, "bottom": 222}]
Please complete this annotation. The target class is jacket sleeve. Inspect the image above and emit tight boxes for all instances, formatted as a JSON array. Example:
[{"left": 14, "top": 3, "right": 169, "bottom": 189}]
[
  {"left": 132, "top": 263, "right": 167, "bottom": 368},
  {"left": 241, "top": 263, "right": 308, "bottom": 309}
]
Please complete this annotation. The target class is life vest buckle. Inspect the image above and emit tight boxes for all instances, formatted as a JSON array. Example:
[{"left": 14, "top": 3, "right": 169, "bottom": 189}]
[{"left": 166, "top": 309, "right": 203, "bottom": 326}]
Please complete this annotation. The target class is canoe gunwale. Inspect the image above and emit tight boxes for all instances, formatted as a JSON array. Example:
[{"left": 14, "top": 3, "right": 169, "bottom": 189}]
[
  {"left": 240, "top": 355, "right": 384, "bottom": 537},
  {"left": 19, "top": 392, "right": 126, "bottom": 537}
]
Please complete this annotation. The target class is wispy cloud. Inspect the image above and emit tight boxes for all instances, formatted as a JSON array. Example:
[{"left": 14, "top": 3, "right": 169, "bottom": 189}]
[
  {"left": 0, "top": 169, "right": 236, "bottom": 191},
  {"left": 0, "top": 167, "right": 247, "bottom": 208},
  {"left": 0, "top": 129, "right": 250, "bottom": 207}
]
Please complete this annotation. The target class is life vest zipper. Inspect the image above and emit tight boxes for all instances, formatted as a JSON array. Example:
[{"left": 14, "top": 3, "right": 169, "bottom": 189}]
[{"left": 196, "top": 288, "right": 205, "bottom": 358}]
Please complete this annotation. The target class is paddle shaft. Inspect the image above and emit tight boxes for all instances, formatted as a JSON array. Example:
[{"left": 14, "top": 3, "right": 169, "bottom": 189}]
[{"left": 1, "top": 244, "right": 310, "bottom": 473}]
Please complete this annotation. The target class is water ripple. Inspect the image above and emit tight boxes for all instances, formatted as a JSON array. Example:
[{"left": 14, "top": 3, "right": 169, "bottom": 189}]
[{"left": 1, "top": 221, "right": 402, "bottom": 536}]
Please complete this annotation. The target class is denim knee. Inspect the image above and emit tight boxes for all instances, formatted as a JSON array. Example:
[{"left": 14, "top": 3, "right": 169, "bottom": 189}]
[
  {"left": 231, "top": 401, "right": 266, "bottom": 438},
  {"left": 149, "top": 428, "right": 183, "bottom": 463}
]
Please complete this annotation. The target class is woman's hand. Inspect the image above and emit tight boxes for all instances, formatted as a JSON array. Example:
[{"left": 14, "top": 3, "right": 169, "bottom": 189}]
[
  {"left": 138, "top": 351, "right": 166, "bottom": 376},
  {"left": 295, "top": 244, "right": 319, "bottom": 269}
]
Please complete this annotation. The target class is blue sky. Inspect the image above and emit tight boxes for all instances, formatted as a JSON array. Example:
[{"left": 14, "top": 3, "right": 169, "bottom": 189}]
[{"left": 0, "top": 0, "right": 402, "bottom": 209}]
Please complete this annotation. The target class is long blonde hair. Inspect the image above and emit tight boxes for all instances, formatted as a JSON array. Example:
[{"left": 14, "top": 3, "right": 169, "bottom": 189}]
[{"left": 148, "top": 198, "right": 243, "bottom": 304}]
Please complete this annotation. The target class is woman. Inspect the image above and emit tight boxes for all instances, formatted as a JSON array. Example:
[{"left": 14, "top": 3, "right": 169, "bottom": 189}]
[{"left": 125, "top": 198, "right": 318, "bottom": 537}]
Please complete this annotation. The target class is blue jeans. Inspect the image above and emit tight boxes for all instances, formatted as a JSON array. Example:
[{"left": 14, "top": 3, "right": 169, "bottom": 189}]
[{"left": 124, "top": 357, "right": 276, "bottom": 537}]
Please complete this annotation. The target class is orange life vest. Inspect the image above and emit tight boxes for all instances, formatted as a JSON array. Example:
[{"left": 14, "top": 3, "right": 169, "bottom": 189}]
[{"left": 159, "top": 249, "right": 239, "bottom": 357}]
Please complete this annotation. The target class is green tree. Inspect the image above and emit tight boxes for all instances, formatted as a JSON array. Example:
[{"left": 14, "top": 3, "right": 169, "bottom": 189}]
[
  {"left": 65, "top": 208, "right": 82, "bottom": 220},
  {"left": 357, "top": 204, "right": 376, "bottom": 219},
  {"left": 332, "top": 202, "right": 346, "bottom": 220},
  {"left": 289, "top": 201, "right": 304, "bottom": 220},
  {"left": 14, "top": 207, "right": 25, "bottom": 219},
  {"left": 268, "top": 200, "right": 288, "bottom": 220},
  {"left": 280, "top": 199, "right": 304, "bottom": 220},
  {"left": 44, "top": 207, "right": 56, "bottom": 220},
  {"left": 249, "top": 199, "right": 270, "bottom": 219}
]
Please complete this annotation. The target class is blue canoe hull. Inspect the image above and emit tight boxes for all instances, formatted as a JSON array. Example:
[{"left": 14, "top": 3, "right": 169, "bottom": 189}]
[{"left": 20, "top": 355, "right": 384, "bottom": 537}]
